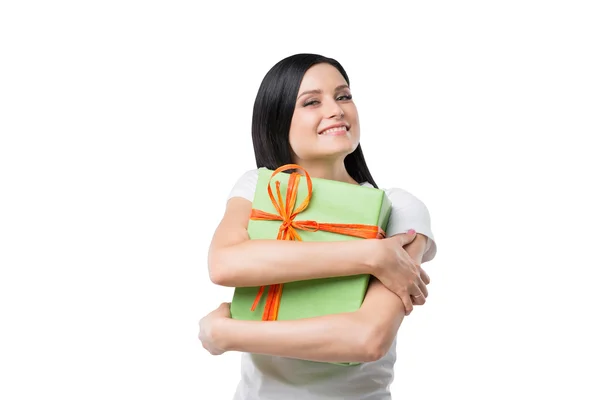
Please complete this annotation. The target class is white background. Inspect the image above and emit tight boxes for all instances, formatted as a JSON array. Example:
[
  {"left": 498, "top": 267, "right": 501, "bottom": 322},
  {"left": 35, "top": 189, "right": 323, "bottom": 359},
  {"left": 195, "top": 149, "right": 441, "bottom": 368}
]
[{"left": 1, "top": 1, "right": 599, "bottom": 399}]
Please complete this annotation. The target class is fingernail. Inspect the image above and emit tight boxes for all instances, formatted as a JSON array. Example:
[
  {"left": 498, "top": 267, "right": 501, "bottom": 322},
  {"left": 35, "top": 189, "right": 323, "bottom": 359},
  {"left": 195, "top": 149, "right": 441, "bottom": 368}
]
[{"left": 408, "top": 229, "right": 416, "bottom": 235}]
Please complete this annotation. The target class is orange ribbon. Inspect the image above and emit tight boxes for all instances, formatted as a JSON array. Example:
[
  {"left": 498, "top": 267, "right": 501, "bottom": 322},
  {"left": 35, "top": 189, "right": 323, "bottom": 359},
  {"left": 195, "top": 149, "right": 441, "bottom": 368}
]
[{"left": 249, "top": 164, "right": 386, "bottom": 321}]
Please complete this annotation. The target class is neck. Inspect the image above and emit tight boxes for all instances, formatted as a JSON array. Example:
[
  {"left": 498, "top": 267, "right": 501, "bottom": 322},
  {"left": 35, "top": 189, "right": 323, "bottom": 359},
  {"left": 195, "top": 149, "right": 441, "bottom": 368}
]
[{"left": 292, "top": 158, "right": 358, "bottom": 185}]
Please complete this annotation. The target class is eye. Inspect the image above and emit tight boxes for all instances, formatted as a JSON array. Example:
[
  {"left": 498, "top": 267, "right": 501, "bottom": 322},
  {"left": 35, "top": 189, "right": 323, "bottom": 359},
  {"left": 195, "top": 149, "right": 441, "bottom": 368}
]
[
  {"left": 303, "top": 99, "right": 320, "bottom": 107},
  {"left": 336, "top": 94, "right": 353, "bottom": 101}
]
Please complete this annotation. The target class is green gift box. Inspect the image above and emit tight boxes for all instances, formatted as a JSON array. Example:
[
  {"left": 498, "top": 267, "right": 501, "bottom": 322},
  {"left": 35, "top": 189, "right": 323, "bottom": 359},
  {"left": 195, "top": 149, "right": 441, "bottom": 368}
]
[{"left": 230, "top": 165, "right": 392, "bottom": 363}]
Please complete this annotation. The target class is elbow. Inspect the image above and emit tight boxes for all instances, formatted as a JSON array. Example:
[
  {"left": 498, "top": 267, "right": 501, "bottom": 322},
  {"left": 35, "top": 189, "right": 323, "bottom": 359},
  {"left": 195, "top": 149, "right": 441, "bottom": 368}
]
[
  {"left": 207, "top": 250, "right": 233, "bottom": 287},
  {"left": 208, "top": 267, "right": 229, "bottom": 286},
  {"left": 362, "top": 342, "right": 387, "bottom": 363},
  {"left": 360, "top": 326, "right": 393, "bottom": 362}
]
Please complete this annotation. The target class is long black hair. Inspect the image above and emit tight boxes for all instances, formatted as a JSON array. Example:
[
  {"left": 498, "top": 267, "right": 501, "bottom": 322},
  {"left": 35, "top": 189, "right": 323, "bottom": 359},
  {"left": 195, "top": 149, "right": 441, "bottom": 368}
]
[{"left": 251, "top": 53, "right": 379, "bottom": 188}]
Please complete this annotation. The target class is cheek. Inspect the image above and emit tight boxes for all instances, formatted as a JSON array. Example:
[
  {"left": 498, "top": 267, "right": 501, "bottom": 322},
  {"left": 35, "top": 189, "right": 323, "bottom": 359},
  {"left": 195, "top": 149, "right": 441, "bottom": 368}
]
[
  {"left": 289, "top": 113, "right": 318, "bottom": 140},
  {"left": 293, "top": 111, "right": 318, "bottom": 131}
]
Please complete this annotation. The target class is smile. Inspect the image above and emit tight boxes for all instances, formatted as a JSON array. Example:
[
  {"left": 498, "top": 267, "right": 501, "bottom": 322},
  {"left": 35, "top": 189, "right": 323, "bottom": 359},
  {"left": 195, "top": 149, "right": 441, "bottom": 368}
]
[{"left": 319, "top": 126, "right": 349, "bottom": 136}]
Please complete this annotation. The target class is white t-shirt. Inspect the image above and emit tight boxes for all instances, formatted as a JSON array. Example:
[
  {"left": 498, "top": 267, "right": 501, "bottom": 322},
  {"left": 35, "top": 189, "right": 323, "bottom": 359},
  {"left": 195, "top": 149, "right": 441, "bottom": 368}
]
[{"left": 226, "top": 168, "right": 437, "bottom": 400}]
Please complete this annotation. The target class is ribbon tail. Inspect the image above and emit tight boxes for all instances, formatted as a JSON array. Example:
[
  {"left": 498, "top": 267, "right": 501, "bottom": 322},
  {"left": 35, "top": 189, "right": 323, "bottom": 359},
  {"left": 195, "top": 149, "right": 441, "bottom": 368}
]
[
  {"left": 271, "top": 284, "right": 283, "bottom": 320},
  {"left": 262, "top": 285, "right": 278, "bottom": 321},
  {"left": 251, "top": 286, "right": 265, "bottom": 311}
]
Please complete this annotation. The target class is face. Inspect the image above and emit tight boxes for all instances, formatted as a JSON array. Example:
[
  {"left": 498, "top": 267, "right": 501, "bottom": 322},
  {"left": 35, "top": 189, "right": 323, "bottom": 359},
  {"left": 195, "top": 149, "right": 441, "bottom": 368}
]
[{"left": 289, "top": 63, "right": 360, "bottom": 163}]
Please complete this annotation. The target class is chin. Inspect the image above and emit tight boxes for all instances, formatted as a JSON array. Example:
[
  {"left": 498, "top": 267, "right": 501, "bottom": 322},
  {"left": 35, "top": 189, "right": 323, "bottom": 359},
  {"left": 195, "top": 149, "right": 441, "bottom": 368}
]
[{"left": 319, "top": 146, "right": 357, "bottom": 159}]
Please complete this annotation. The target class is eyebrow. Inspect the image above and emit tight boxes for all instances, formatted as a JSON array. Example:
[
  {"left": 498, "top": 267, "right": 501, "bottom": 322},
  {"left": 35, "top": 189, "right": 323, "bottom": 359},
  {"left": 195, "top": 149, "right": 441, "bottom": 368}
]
[{"left": 296, "top": 84, "right": 350, "bottom": 100}]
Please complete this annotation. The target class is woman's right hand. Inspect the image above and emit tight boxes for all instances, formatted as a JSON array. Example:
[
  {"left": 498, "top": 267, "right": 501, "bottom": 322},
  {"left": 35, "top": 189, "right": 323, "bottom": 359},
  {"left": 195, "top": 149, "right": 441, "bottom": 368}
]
[{"left": 370, "top": 230, "right": 429, "bottom": 315}]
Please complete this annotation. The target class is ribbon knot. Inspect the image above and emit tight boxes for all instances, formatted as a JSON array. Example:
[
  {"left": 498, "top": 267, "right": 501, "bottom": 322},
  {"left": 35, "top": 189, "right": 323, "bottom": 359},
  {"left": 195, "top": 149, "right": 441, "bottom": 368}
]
[
  {"left": 248, "top": 164, "right": 386, "bottom": 321},
  {"left": 281, "top": 219, "right": 293, "bottom": 232}
]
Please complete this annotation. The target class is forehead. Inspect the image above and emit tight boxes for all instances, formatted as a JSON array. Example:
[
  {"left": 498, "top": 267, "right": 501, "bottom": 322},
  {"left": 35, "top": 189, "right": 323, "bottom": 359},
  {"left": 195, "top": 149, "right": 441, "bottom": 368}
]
[{"left": 298, "top": 63, "right": 348, "bottom": 90}]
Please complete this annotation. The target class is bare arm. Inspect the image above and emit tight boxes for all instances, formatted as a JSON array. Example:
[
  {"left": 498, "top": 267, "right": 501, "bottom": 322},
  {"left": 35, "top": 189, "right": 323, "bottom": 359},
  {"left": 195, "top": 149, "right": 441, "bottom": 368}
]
[
  {"left": 212, "top": 234, "right": 428, "bottom": 363},
  {"left": 208, "top": 197, "right": 379, "bottom": 287}
]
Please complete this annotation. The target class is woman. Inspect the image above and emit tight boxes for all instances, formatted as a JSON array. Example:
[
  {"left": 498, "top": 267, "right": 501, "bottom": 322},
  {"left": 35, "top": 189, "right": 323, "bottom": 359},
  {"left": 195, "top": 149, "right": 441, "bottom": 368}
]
[{"left": 199, "top": 53, "right": 437, "bottom": 399}]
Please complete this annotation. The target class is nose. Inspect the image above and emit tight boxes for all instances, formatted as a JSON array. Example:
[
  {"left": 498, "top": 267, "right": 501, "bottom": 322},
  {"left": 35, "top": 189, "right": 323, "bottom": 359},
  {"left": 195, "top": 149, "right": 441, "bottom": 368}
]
[{"left": 324, "top": 98, "right": 344, "bottom": 119}]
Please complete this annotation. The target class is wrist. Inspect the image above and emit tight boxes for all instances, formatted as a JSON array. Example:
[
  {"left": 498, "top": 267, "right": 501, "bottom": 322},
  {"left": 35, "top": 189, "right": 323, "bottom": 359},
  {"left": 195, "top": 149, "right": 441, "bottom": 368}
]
[
  {"left": 361, "top": 239, "right": 382, "bottom": 275},
  {"left": 213, "top": 317, "right": 234, "bottom": 352}
]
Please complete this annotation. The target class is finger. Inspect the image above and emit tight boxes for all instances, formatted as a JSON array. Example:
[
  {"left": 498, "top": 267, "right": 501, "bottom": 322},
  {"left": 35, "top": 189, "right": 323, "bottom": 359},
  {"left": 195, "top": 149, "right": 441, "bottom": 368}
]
[
  {"left": 402, "top": 295, "right": 414, "bottom": 316},
  {"left": 411, "top": 291, "right": 426, "bottom": 306},
  {"left": 420, "top": 267, "right": 431, "bottom": 285},
  {"left": 417, "top": 278, "right": 428, "bottom": 299},
  {"left": 410, "top": 280, "right": 426, "bottom": 305},
  {"left": 411, "top": 294, "right": 425, "bottom": 305},
  {"left": 410, "top": 295, "right": 424, "bottom": 306},
  {"left": 393, "top": 229, "right": 417, "bottom": 246}
]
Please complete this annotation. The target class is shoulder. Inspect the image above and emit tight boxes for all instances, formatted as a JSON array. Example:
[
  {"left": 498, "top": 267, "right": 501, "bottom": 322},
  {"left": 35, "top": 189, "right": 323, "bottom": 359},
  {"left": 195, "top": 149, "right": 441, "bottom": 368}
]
[
  {"left": 383, "top": 187, "right": 428, "bottom": 209},
  {"left": 382, "top": 187, "right": 437, "bottom": 263},
  {"left": 383, "top": 187, "right": 433, "bottom": 225},
  {"left": 226, "top": 168, "right": 260, "bottom": 203}
]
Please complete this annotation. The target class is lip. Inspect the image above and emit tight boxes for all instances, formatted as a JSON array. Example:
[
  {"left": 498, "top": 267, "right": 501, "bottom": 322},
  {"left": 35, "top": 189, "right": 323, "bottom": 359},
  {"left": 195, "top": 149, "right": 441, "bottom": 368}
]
[{"left": 318, "top": 122, "right": 350, "bottom": 135}]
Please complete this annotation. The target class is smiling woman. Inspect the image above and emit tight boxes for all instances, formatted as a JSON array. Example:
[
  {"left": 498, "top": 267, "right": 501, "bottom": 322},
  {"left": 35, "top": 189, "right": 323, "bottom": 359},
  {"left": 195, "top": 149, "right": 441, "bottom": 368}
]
[
  {"left": 249, "top": 54, "right": 378, "bottom": 188},
  {"left": 289, "top": 64, "right": 361, "bottom": 180},
  {"left": 198, "top": 53, "right": 437, "bottom": 400}
]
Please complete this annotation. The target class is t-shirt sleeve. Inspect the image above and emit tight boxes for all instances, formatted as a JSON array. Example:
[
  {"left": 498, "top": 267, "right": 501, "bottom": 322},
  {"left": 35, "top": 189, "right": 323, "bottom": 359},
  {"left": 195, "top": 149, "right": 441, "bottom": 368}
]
[
  {"left": 226, "top": 168, "right": 259, "bottom": 202},
  {"left": 384, "top": 188, "right": 437, "bottom": 263}
]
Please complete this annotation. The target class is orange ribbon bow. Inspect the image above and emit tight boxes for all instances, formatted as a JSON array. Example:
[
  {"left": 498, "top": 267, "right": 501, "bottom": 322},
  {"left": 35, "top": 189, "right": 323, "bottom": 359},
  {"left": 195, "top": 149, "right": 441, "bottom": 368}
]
[{"left": 249, "top": 164, "right": 386, "bottom": 321}]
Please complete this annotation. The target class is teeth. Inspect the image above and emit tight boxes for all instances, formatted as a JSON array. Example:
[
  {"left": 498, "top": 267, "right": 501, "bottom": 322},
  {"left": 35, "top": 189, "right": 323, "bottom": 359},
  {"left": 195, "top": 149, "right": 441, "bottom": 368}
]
[{"left": 321, "top": 126, "right": 347, "bottom": 135}]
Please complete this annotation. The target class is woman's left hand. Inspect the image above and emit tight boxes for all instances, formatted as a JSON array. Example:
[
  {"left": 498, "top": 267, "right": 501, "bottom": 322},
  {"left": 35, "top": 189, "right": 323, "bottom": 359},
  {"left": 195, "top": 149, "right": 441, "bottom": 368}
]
[{"left": 198, "top": 302, "right": 231, "bottom": 356}]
